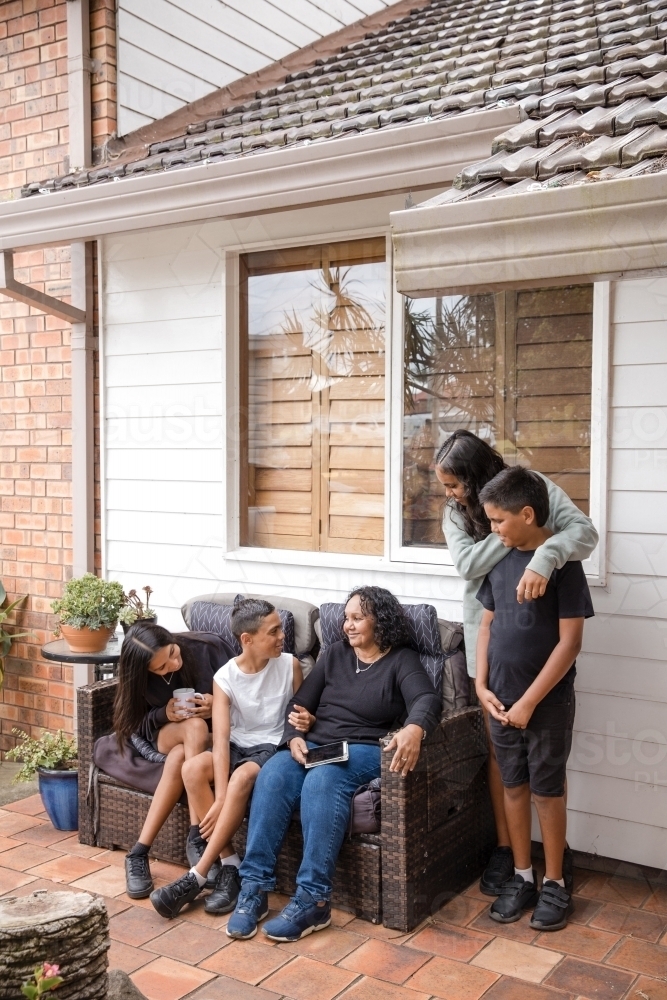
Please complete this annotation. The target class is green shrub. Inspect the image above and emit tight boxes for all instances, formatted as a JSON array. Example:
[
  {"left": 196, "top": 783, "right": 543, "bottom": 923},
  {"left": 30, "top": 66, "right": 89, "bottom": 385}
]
[
  {"left": 7, "top": 729, "right": 77, "bottom": 782},
  {"left": 51, "top": 573, "right": 124, "bottom": 633}
]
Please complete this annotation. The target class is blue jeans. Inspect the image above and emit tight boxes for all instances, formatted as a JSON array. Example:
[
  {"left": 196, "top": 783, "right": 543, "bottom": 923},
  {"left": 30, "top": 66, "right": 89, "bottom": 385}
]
[{"left": 239, "top": 743, "right": 381, "bottom": 902}]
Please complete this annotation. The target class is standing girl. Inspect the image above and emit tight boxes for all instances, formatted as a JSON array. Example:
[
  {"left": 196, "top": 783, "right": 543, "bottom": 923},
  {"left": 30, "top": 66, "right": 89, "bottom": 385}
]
[{"left": 434, "top": 430, "right": 598, "bottom": 894}]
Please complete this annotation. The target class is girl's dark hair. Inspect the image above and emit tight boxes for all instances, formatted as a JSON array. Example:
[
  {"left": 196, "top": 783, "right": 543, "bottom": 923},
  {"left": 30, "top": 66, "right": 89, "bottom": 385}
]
[
  {"left": 345, "top": 586, "right": 409, "bottom": 652},
  {"left": 479, "top": 467, "right": 550, "bottom": 526},
  {"left": 231, "top": 596, "right": 275, "bottom": 639},
  {"left": 435, "top": 429, "right": 508, "bottom": 541},
  {"left": 113, "top": 622, "right": 194, "bottom": 747}
]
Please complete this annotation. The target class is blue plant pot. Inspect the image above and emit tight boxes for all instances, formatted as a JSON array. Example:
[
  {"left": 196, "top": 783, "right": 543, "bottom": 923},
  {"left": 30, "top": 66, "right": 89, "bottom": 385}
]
[{"left": 37, "top": 767, "right": 79, "bottom": 831}]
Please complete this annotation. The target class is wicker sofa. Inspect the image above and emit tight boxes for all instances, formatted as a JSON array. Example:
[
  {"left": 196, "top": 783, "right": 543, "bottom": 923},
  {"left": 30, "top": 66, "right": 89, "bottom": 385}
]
[{"left": 78, "top": 594, "right": 495, "bottom": 931}]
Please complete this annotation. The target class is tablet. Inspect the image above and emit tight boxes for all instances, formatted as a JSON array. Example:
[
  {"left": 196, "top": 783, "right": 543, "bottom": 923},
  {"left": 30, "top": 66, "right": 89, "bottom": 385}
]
[{"left": 304, "top": 740, "right": 349, "bottom": 768}]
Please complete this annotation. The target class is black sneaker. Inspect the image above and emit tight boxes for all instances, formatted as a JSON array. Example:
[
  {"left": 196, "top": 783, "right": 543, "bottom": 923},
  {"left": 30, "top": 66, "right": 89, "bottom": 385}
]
[
  {"left": 563, "top": 847, "right": 574, "bottom": 894},
  {"left": 480, "top": 846, "right": 514, "bottom": 896},
  {"left": 125, "top": 852, "right": 153, "bottom": 899},
  {"left": 530, "top": 880, "right": 573, "bottom": 931},
  {"left": 205, "top": 865, "right": 242, "bottom": 914},
  {"left": 489, "top": 873, "right": 539, "bottom": 923},
  {"left": 150, "top": 871, "right": 204, "bottom": 919},
  {"left": 185, "top": 830, "right": 221, "bottom": 890}
]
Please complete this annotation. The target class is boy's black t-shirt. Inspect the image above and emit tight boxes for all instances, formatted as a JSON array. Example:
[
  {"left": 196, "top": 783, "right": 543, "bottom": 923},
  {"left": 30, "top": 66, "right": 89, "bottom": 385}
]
[{"left": 476, "top": 548, "right": 594, "bottom": 708}]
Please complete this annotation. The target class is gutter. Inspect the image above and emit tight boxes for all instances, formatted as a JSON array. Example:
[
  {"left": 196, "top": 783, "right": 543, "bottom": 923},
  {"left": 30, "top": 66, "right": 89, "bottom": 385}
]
[
  {"left": 0, "top": 107, "right": 521, "bottom": 251},
  {"left": 391, "top": 171, "right": 667, "bottom": 296}
]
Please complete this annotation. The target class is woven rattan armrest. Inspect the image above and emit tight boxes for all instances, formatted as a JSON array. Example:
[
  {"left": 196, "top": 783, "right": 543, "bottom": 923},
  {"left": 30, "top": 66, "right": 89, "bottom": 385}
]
[{"left": 77, "top": 679, "right": 117, "bottom": 847}]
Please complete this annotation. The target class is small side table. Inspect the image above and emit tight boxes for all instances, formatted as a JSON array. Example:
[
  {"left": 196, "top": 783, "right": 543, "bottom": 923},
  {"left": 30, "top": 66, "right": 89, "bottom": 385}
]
[{"left": 41, "top": 633, "right": 124, "bottom": 682}]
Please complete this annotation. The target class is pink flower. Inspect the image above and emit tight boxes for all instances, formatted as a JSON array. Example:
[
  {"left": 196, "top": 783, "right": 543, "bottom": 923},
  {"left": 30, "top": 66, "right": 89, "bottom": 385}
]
[{"left": 42, "top": 966, "right": 60, "bottom": 979}]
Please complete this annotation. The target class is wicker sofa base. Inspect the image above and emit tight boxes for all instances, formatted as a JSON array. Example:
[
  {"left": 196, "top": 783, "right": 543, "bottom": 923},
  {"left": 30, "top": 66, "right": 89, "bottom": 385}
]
[{"left": 95, "top": 777, "right": 190, "bottom": 865}]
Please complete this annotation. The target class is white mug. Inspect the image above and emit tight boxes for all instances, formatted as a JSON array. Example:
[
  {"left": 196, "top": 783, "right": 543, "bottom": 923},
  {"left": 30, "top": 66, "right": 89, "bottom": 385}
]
[{"left": 173, "top": 687, "right": 196, "bottom": 716}]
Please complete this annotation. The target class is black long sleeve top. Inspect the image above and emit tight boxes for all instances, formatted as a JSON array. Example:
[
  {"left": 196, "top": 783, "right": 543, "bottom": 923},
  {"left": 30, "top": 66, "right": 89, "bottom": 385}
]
[
  {"left": 282, "top": 640, "right": 441, "bottom": 746},
  {"left": 139, "top": 632, "right": 234, "bottom": 743}
]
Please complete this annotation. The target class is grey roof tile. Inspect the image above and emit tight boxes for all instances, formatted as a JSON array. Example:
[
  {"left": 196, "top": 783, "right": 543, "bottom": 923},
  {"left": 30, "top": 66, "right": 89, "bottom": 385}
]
[{"left": 621, "top": 120, "right": 667, "bottom": 160}]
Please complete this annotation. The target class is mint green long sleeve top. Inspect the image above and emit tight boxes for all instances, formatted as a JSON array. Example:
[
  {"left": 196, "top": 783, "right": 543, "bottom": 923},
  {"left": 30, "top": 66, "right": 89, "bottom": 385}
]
[{"left": 443, "top": 473, "right": 599, "bottom": 677}]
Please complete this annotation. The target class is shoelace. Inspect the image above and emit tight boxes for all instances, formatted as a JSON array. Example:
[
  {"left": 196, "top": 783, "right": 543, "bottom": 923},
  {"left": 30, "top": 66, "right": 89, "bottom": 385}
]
[
  {"left": 127, "top": 854, "right": 149, "bottom": 876},
  {"left": 172, "top": 873, "right": 198, "bottom": 898},
  {"left": 236, "top": 889, "right": 263, "bottom": 913},
  {"left": 215, "top": 867, "right": 238, "bottom": 889},
  {"left": 281, "top": 896, "right": 309, "bottom": 920}
]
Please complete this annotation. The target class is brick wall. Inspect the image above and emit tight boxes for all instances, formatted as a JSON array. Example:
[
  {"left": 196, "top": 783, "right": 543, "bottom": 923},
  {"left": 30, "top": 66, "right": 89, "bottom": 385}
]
[{"left": 0, "top": 0, "right": 116, "bottom": 752}]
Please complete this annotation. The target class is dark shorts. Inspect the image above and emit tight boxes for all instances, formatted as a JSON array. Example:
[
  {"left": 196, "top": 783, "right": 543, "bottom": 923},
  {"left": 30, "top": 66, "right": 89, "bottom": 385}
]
[
  {"left": 229, "top": 742, "right": 276, "bottom": 773},
  {"left": 489, "top": 692, "right": 575, "bottom": 797}
]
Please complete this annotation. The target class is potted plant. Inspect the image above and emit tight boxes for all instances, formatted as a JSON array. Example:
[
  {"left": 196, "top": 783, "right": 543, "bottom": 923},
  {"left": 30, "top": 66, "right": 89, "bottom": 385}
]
[
  {"left": 7, "top": 729, "right": 78, "bottom": 831},
  {"left": 51, "top": 574, "right": 124, "bottom": 653},
  {"left": 0, "top": 581, "right": 35, "bottom": 688},
  {"left": 119, "top": 586, "right": 157, "bottom": 634}
]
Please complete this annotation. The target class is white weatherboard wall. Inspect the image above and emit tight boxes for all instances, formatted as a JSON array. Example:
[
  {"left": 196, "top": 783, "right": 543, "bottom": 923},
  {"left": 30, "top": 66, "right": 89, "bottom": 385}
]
[
  {"left": 117, "top": 0, "right": 406, "bottom": 134},
  {"left": 102, "top": 220, "right": 667, "bottom": 870}
]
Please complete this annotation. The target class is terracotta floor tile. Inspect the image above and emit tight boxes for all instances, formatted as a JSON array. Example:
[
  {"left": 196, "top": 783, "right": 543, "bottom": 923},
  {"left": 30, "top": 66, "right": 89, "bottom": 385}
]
[
  {"left": 338, "top": 937, "right": 430, "bottom": 984},
  {"left": 470, "top": 908, "right": 540, "bottom": 945},
  {"left": 434, "top": 895, "right": 488, "bottom": 928},
  {"left": 0, "top": 843, "right": 64, "bottom": 872},
  {"left": 330, "top": 906, "right": 356, "bottom": 927},
  {"left": 465, "top": 881, "right": 492, "bottom": 902},
  {"left": 544, "top": 956, "right": 635, "bottom": 997},
  {"left": 0, "top": 812, "right": 44, "bottom": 836},
  {"left": 339, "top": 976, "right": 431, "bottom": 1000},
  {"left": 0, "top": 836, "right": 23, "bottom": 852},
  {"left": 408, "top": 922, "right": 492, "bottom": 963},
  {"left": 644, "top": 887, "right": 667, "bottom": 916},
  {"left": 630, "top": 975, "right": 667, "bottom": 1000},
  {"left": 131, "top": 957, "right": 214, "bottom": 1000},
  {"left": 344, "top": 918, "right": 410, "bottom": 943},
  {"left": 568, "top": 896, "right": 603, "bottom": 926},
  {"left": 27, "top": 855, "right": 107, "bottom": 883},
  {"left": 70, "top": 865, "right": 129, "bottom": 897},
  {"left": 261, "top": 954, "right": 357, "bottom": 1000},
  {"left": 591, "top": 902, "right": 665, "bottom": 942},
  {"left": 150, "top": 859, "right": 188, "bottom": 881},
  {"left": 471, "top": 938, "right": 563, "bottom": 984},
  {"left": 4, "top": 794, "right": 45, "bottom": 816},
  {"left": 110, "top": 905, "right": 181, "bottom": 947},
  {"left": 0, "top": 866, "right": 36, "bottom": 894},
  {"left": 92, "top": 850, "right": 129, "bottom": 868},
  {"left": 1, "top": 877, "right": 66, "bottom": 898},
  {"left": 280, "top": 927, "right": 367, "bottom": 965},
  {"left": 145, "top": 920, "right": 226, "bottom": 964},
  {"left": 482, "top": 977, "right": 576, "bottom": 1000},
  {"left": 107, "top": 940, "right": 153, "bottom": 974},
  {"left": 9, "top": 825, "right": 72, "bottom": 848},
  {"left": 606, "top": 936, "right": 667, "bottom": 977},
  {"left": 405, "top": 954, "right": 500, "bottom": 999},
  {"left": 267, "top": 891, "right": 290, "bottom": 911},
  {"left": 199, "top": 940, "right": 291, "bottom": 985},
  {"left": 187, "top": 974, "right": 282, "bottom": 1000},
  {"left": 578, "top": 872, "right": 652, "bottom": 908},
  {"left": 535, "top": 923, "right": 620, "bottom": 961},
  {"left": 99, "top": 895, "right": 132, "bottom": 918},
  {"left": 54, "top": 836, "right": 104, "bottom": 858},
  {"left": 179, "top": 898, "right": 231, "bottom": 930}
]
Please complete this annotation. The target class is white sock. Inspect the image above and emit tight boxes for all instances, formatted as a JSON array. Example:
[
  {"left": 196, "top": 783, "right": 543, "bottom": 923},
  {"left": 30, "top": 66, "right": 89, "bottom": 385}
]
[
  {"left": 220, "top": 853, "right": 241, "bottom": 869},
  {"left": 190, "top": 867, "right": 207, "bottom": 887},
  {"left": 515, "top": 866, "right": 534, "bottom": 883},
  {"left": 549, "top": 877, "right": 565, "bottom": 888}
]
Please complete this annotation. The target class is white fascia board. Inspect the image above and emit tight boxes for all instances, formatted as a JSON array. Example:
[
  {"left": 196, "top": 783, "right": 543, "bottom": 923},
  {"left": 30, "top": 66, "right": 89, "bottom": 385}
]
[
  {"left": 0, "top": 106, "right": 520, "bottom": 251},
  {"left": 391, "top": 171, "right": 667, "bottom": 297}
]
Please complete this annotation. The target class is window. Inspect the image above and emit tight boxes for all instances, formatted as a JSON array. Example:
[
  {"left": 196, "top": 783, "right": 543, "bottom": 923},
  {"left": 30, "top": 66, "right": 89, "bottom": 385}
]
[
  {"left": 240, "top": 239, "right": 386, "bottom": 554},
  {"left": 402, "top": 285, "right": 593, "bottom": 548}
]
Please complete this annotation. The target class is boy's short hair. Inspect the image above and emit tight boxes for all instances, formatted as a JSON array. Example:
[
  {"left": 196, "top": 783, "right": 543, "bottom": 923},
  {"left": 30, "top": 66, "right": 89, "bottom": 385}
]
[
  {"left": 478, "top": 466, "right": 550, "bottom": 527},
  {"left": 231, "top": 597, "right": 275, "bottom": 639}
]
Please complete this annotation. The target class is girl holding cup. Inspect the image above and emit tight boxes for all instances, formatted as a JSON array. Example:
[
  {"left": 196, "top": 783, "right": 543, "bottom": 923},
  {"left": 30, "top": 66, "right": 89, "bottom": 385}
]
[{"left": 113, "top": 622, "right": 234, "bottom": 899}]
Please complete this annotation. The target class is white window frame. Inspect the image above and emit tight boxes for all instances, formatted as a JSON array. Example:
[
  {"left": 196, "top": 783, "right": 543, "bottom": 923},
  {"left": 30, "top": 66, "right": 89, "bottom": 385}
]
[{"left": 388, "top": 279, "right": 611, "bottom": 587}]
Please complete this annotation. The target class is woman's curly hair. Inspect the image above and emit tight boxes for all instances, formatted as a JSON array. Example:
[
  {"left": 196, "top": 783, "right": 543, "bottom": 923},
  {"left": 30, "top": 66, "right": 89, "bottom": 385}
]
[{"left": 345, "top": 586, "right": 410, "bottom": 652}]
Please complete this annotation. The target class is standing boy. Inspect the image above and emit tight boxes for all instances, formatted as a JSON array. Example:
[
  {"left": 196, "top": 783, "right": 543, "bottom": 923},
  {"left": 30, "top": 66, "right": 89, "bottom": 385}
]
[{"left": 475, "top": 467, "right": 594, "bottom": 930}]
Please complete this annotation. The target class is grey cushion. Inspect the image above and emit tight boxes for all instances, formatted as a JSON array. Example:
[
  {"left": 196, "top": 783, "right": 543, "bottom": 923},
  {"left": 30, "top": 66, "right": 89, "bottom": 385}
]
[
  {"left": 188, "top": 601, "right": 295, "bottom": 656},
  {"left": 181, "top": 592, "right": 319, "bottom": 656}
]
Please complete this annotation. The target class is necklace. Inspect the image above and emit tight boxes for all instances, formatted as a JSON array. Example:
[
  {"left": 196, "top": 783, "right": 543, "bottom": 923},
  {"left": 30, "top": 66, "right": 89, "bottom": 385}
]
[
  {"left": 355, "top": 649, "right": 387, "bottom": 674},
  {"left": 161, "top": 672, "right": 174, "bottom": 687}
]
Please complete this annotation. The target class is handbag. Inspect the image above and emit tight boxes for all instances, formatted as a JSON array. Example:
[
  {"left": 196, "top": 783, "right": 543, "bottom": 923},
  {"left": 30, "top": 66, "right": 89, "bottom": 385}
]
[{"left": 349, "top": 776, "right": 381, "bottom": 835}]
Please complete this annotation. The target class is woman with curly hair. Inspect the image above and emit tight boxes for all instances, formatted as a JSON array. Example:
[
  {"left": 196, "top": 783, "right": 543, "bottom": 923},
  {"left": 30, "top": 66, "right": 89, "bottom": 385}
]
[{"left": 225, "top": 585, "right": 441, "bottom": 943}]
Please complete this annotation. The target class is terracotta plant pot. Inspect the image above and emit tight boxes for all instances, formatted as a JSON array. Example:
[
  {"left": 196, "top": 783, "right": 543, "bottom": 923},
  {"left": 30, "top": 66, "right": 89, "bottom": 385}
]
[{"left": 60, "top": 624, "right": 115, "bottom": 653}]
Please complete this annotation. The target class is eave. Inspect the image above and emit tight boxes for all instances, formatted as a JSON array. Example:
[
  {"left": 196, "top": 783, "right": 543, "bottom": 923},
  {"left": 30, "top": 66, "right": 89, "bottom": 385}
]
[
  {"left": 0, "top": 107, "right": 520, "bottom": 251},
  {"left": 391, "top": 172, "right": 667, "bottom": 297}
]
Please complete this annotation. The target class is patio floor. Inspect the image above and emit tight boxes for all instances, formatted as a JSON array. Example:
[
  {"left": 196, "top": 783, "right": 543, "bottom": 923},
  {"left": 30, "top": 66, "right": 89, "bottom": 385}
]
[{"left": 1, "top": 796, "right": 666, "bottom": 1000}]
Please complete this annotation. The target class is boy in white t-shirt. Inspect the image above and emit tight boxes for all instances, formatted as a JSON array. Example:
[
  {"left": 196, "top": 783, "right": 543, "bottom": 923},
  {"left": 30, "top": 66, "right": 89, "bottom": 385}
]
[{"left": 150, "top": 598, "right": 313, "bottom": 919}]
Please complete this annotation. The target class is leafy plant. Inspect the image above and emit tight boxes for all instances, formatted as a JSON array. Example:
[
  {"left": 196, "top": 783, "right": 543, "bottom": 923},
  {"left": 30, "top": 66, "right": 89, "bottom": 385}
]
[
  {"left": 7, "top": 729, "right": 78, "bottom": 782},
  {"left": 119, "top": 586, "right": 156, "bottom": 626},
  {"left": 22, "top": 964, "right": 63, "bottom": 999},
  {"left": 0, "top": 582, "right": 35, "bottom": 689},
  {"left": 51, "top": 574, "right": 124, "bottom": 634}
]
